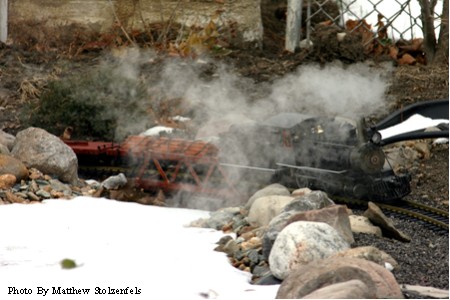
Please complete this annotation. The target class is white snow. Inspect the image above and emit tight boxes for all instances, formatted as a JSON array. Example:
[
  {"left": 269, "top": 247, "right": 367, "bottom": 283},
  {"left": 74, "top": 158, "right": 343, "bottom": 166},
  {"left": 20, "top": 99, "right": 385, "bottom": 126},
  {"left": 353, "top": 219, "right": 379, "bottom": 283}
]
[
  {"left": 379, "top": 114, "right": 449, "bottom": 141},
  {"left": 0, "top": 197, "right": 279, "bottom": 299},
  {"left": 139, "top": 126, "right": 174, "bottom": 136}
]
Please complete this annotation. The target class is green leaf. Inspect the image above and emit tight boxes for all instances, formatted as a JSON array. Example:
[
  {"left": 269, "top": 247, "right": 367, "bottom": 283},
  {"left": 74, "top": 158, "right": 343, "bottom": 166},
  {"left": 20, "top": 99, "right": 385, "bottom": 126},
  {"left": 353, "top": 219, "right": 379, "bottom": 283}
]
[{"left": 60, "top": 258, "right": 78, "bottom": 269}]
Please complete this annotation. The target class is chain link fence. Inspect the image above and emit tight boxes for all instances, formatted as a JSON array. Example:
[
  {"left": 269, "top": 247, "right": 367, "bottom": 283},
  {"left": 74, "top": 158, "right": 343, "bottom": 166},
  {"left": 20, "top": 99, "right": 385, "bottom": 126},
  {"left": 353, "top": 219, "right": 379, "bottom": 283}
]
[{"left": 287, "top": 0, "right": 443, "bottom": 51}]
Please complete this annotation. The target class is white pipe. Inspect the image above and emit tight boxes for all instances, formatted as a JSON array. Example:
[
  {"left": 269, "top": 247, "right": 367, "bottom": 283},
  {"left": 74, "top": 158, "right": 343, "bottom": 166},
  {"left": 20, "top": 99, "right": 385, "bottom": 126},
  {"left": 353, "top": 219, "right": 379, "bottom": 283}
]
[
  {"left": 285, "top": 0, "right": 302, "bottom": 53},
  {"left": 0, "top": 0, "right": 7, "bottom": 43}
]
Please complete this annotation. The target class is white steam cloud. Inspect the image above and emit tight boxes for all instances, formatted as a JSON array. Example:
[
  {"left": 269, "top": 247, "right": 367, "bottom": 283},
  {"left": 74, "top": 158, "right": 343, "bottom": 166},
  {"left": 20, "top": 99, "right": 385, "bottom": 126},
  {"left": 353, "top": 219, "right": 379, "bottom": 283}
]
[
  {"left": 149, "top": 58, "right": 392, "bottom": 131},
  {"left": 104, "top": 49, "right": 392, "bottom": 138},
  {"left": 269, "top": 62, "right": 391, "bottom": 118}
]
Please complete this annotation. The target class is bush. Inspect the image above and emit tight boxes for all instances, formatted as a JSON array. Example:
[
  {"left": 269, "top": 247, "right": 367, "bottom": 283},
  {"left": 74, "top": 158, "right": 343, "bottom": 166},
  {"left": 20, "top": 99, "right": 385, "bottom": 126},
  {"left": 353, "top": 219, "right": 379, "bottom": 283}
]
[{"left": 23, "top": 63, "right": 152, "bottom": 141}]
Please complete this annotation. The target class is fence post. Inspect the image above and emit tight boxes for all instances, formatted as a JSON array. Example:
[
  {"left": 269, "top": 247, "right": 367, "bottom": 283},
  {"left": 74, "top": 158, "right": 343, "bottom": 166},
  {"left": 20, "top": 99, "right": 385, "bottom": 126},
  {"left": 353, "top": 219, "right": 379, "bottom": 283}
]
[
  {"left": 285, "top": 0, "right": 302, "bottom": 52},
  {"left": 0, "top": 0, "right": 7, "bottom": 43}
]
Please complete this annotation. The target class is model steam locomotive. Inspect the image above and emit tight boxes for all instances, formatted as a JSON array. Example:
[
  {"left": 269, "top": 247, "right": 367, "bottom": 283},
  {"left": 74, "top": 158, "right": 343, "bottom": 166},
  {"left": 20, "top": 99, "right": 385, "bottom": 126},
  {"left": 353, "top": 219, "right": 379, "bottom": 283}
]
[
  {"left": 65, "top": 100, "right": 448, "bottom": 203},
  {"left": 217, "top": 113, "right": 410, "bottom": 202}
]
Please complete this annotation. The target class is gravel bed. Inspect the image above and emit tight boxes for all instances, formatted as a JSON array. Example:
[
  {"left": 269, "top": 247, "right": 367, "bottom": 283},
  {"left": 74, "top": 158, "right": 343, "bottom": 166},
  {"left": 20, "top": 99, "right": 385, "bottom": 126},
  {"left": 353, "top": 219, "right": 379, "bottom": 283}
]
[{"left": 352, "top": 211, "right": 448, "bottom": 291}]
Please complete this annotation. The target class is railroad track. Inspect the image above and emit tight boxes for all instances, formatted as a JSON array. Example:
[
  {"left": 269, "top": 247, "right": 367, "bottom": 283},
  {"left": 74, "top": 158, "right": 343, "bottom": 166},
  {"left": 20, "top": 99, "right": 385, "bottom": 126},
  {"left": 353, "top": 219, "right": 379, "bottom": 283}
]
[
  {"left": 334, "top": 196, "right": 449, "bottom": 234},
  {"left": 378, "top": 200, "right": 449, "bottom": 234}
]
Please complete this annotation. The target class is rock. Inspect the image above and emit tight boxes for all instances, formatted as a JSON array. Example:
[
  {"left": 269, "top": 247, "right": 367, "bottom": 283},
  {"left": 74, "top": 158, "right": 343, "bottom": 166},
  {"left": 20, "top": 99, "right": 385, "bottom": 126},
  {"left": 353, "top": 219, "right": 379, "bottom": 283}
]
[
  {"left": 49, "top": 179, "right": 72, "bottom": 195},
  {"left": 401, "top": 284, "right": 449, "bottom": 299},
  {"left": 0, "top": 174, "right": 16, "bottom": 189},
  {"left": 364, "top": 202, "right": 411, "bottom": 242},
  {"left": 253, "top": 273, "right": 282, "bottom": 285},
  {"left": 349, "top": 214, "right": 382, "bottom": 236},
  {"left": 276, "top": 257, "right": 404, "bottom": 299},
  {"left": 5, "top": 191, "right": 27, "bottom": 204},
  {"left": 29, "top": 168, "right": 45, "bottom": 180},
  {"left": 246, "top": 195, "right": 294, "bottom": 227},
  {"left": 0, "top": 130, "right": 15, "bottom": 150},
  {"left": 302, "top": 279, "right": 374, "bottom": 299},
  {"left": 245, "top": 183, "right": 291, "bottom": 210},
  {"left": 0, "top": 154, "right": 29, "bottom": 180},
  {"left": 286, "top": 204, "right": 354, "bottom": 244},
  {"left": 290, "top": 187, "right": 312, "bottom": 197},
  {"left": 207, "top": 207, "right": 241, "bottom": 230},
  {"left": 384, "top": 145, "right": 420, "bottom": 172},
  {"left": 263, "top": 204, "right": 354, "bottom": 260},
  {"left": 215, "top": 235, "right": 234, "bottom": 252},
  {"left": 11, "top": 127, "right": 78, "bottom": 184},
  {"left": 262, "top": 210, "right": 298, "bottom": 259},
  {"left": 101, "top": 173, "right": 127, "bottom": 190},
  {"left": 269, "top": 221, "right": 350, "bottom": 280},
  {"left": 332, "top": 246, "right": 399, "bottom": 270},
  {"left": 282, "top": 191, "right": 335, "bottom": 213},
  {"left": 412, "top": 141, "right": 431, "bottom": 159},
  {"left": 36, "top": 189, "right": 51, "bottom": 199},
  {"left": 0, "top": 143, "right": 10, "bottom": 154},
  {"left": 222, "top": 239, "right": 240, "bottom": 257},
  {"left": 240, "top": 236, "right": 262, "bottom": 251},
  {"left": 189, "top": 207, "right": 242, "bottom": 229}
]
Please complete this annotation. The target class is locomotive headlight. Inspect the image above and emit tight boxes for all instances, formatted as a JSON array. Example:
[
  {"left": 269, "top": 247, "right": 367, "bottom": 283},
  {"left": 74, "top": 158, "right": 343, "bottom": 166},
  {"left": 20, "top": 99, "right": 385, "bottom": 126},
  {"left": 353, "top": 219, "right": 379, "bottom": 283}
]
[{"left": 370, "top": 131, "right": 382, "bottom": 145}]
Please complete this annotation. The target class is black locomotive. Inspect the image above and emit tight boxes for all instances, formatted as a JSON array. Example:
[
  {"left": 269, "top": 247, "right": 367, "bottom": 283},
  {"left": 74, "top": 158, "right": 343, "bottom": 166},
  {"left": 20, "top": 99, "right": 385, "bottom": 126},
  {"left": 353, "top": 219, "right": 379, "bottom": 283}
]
[{"left": 217, "top": 112, "right": 412, "bottom": 202}]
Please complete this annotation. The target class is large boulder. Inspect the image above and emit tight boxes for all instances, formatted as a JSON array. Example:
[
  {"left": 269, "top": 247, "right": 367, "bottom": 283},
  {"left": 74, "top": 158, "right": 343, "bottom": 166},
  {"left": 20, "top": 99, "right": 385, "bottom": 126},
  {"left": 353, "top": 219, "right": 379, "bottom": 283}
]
[
  {"left": 246, "top": 195, "right": 294, "bottom": 227},
  {"left": 276, "top": 257, "right": 404, "bottom": 299},
  {"left": 285, "top": 204, "right": 354, "bottom": 244},
  {"left": 0, "top": 154, "right": 29, "bottom": 180},
  {"left": 302, "top": 279, "right": 375, "bottom": 299},
  {"left": 262, "top": 204, "right": 353, "bottom": 260},
  {"left": 11, "top": 127, "right": 78, "bottom": 184},
  {"left": 269, "top": 221, "right": 350, "bottom": 280},
  {"left": 262, "top": 210, "right": 298, "bottom": 259},
  {"left": 245, "top": 183, "right": 291, "bottom": 210}
]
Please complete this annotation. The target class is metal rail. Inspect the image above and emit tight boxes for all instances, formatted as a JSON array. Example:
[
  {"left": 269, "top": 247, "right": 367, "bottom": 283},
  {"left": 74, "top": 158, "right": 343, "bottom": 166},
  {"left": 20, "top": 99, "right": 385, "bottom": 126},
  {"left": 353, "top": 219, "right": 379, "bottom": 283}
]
[{"left": 334, "top": 196, "right": 449, "bottom": 233}]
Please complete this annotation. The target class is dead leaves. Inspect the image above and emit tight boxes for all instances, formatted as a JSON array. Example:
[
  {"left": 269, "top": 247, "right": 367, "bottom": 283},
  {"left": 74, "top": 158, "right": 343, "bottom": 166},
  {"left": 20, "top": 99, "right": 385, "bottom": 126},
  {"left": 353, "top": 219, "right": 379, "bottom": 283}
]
[{"left": 344, "top": 16, "right": 426, "bottom": 65}]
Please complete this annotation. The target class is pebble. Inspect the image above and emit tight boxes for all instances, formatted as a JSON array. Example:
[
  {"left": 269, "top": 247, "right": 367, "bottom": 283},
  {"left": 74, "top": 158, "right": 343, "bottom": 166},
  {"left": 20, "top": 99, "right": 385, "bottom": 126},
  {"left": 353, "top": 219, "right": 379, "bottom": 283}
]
[{"left": 0, "top": 172, "right": 100, "bottom": 204}]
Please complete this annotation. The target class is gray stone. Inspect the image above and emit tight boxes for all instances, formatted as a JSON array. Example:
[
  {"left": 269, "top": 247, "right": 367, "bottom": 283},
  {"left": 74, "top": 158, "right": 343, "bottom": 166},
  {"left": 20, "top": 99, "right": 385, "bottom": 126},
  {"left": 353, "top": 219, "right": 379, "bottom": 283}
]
[
  {"left": 101, "top": 173, "right": 127, "bottom": 190},
  {"left": 262, "top": 210, "right": 298, "bottom": 259},
  {"left": 245, "top": 183, "right": 291, "bottom": 210},
  {"left": 0, "top": 130, "right": 15, "bottom": 150},
  {"left": 49, "top": 179, "right": 72, "bottom": 193},
  {"left": 36, "top": 189, "right": 51, "bottom": 199},
  {"left": 247, "top": 195, "right": 294, "bottom": 227},
  {"left": 282, "top": 190, "right": 335, "bottom": 213},
  {"left": 11, "top": 127, "right": 78, "bottom": 184},
  {"left": 0, "top": 143, "right": 10, "bottom": 154},
  {"left": 286, "top": 205, "right": 354, "bottom": 244},
  {"left": 269, "top": 221, "right": 350, "bottom": 280}
]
